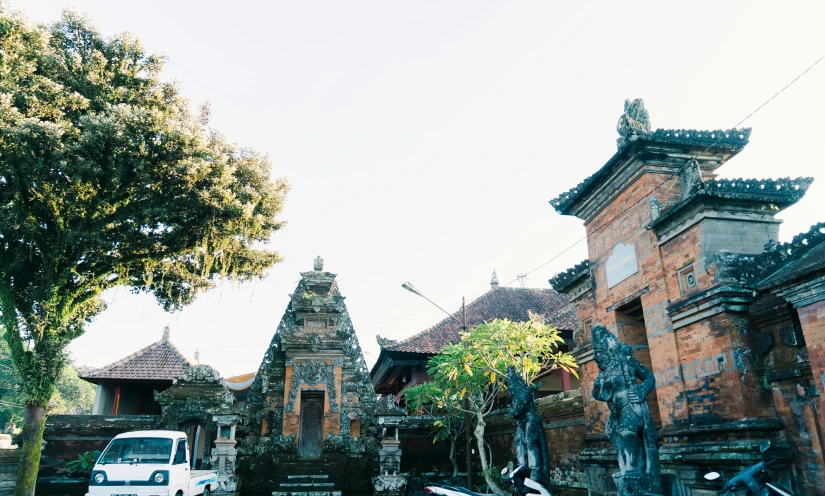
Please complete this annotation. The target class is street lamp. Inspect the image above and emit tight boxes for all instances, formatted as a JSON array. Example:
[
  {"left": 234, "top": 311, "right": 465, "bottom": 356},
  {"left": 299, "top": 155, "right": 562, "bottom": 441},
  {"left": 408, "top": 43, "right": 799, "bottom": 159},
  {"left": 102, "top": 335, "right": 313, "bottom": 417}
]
[{"left": 401, "top": 281, "right": 473, "bottom": 489}]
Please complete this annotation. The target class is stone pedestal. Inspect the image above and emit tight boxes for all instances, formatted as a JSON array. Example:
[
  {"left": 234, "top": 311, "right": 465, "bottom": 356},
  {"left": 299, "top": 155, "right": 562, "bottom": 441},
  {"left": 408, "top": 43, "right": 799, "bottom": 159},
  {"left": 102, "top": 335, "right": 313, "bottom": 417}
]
[{"left": 372, "top": 474, "right": 408, "bottom": 496}]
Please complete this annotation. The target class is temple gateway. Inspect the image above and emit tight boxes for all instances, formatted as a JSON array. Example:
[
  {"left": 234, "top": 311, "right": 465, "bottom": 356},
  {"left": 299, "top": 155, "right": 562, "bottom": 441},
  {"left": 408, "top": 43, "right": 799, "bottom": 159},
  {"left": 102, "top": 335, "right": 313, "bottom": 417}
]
[{"left": 237, "top": 256, "right": 380, "bottom": 495}]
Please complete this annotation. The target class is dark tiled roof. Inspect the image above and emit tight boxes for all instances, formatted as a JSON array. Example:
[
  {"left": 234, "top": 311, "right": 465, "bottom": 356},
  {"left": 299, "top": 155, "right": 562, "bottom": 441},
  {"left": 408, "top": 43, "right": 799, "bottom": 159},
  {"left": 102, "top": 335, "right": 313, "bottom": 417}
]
[
  {"left": 81, "top": 339, "right": 193, "bottom": 382},
  {"left": 550, "top": 127, "right": 750, "bottom": 215},
  {"left": 383, "top": 287, "right": 574, "bottom": 354},
  {"left": 754, "top": 222, "right": 825, "bottom": 289}
]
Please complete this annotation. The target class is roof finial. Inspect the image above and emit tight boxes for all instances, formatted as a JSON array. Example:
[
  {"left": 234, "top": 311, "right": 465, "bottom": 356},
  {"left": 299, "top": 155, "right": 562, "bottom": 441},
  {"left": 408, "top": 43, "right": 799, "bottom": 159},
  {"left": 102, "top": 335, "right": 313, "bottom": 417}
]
[
  {"left": 490, "top": 269, "right": 499, "bottom": 289},
  {"left": 314, "top": 255, "right": 324, "bottom": 271},
  {"left": 162, "top": 325, "right": 170, "bottom": 342},
  {"left": 616, "top": 98, "right": 651, "bottom": 149},
  {"left": 194, "top": 349, "right": 200, "bottom": 365}
]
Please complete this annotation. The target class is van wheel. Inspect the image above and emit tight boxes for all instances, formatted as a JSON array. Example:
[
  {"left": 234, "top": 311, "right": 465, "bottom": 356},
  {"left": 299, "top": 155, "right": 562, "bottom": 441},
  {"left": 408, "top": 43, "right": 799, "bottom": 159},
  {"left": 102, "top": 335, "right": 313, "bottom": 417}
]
[{"left": 202, "top": 488, "right": 211, "bottom": 496}]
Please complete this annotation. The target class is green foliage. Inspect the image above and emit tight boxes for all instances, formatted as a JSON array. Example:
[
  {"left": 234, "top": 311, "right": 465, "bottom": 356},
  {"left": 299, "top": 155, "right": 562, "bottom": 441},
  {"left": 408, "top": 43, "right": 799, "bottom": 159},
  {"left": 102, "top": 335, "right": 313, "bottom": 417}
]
[
  {"left": 440, "top": 313, "right": 579, "bottom": 386},
  {"left": 65, "top": 450, "right": 99, "bottom": 476},
  {"left": 0, "top": 332, "right": 95, "bottom": 430}
]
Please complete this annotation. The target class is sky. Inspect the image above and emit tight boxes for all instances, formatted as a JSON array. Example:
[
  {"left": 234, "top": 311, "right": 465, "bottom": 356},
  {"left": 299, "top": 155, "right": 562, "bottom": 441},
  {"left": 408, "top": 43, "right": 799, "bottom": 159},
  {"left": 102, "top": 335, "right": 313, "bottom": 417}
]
[{"left": 10, "top": 1, "right": 825, "bottom": 377}]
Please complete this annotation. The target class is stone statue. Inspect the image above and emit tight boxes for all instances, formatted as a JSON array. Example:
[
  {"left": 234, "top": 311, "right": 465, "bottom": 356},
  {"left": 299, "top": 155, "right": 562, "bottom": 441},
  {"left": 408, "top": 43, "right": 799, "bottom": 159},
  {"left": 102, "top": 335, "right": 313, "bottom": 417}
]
[
  {"left": 591, "top": 325, "right": 661, "bottom": 496},
  {"left": 506, "top": 366, "right": 550, "bottom": 486},
  {"left": 616, "top": 98, "right": 651, "bottom": 148}
]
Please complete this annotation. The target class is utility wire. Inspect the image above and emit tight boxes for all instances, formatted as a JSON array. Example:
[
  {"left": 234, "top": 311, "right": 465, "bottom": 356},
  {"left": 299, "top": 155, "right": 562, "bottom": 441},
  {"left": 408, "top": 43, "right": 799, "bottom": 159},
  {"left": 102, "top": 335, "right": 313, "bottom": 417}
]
[{"left": 502, "top": 53, "right": 825, "bottom": 288}]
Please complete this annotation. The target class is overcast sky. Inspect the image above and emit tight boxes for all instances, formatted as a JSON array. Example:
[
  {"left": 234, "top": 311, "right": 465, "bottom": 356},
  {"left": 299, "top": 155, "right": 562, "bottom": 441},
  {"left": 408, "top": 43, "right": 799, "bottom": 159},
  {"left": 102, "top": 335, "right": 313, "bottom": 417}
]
[{"left": 11, "top": 1, "right": 825, "bottom": 377}]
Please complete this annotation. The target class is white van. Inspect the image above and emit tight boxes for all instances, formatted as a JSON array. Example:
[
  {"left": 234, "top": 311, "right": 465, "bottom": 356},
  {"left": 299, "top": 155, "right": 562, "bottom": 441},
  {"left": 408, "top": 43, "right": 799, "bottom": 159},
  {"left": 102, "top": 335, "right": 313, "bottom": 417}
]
[{"left": 85, "top": 430, "right": 217, "bottom": 496}]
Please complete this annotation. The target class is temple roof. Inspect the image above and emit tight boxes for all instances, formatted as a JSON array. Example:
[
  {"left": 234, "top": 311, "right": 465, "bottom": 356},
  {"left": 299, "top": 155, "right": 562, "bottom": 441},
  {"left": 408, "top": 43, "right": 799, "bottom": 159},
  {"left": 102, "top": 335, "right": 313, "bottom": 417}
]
[
  {"left": 81, "top": 336, "right": 193, "bottom": 383},
  {"left": 225, "top": 372, "right": 256, "bottom": 391},
  {"left": 649, "top": 176, "right": 813, "bottom": 231},
  {"left": 380, "top": 287, "right": 575, "bottom": 355},
  {"left": 550, "top": 128, "right": 751, "bottom": 216},
  {"left": 549, "top": 260, "right": 591, "bottom": 293},
  {"left": 751, "top": 222, "right": 825, "bottom": 289}
]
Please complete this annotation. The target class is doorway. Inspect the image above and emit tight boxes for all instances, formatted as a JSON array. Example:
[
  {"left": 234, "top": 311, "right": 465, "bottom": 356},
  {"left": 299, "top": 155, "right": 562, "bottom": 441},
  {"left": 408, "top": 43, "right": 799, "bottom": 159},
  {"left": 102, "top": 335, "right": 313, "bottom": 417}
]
[{"left": 298, "top": 390, "right": 325, "bottom": 459}]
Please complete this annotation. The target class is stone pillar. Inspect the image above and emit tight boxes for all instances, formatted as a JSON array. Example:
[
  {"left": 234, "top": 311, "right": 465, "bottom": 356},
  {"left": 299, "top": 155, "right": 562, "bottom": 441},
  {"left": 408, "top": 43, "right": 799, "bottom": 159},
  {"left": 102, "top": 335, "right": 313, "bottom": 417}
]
[{"left": 211, "top": 415, "right": 239, "bottom": 493}]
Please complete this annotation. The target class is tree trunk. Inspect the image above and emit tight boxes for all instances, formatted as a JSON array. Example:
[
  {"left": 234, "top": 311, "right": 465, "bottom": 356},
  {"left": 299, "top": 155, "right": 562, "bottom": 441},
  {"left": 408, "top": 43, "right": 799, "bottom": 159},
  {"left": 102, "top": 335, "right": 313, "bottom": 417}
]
[
  {"left": 15, "top": 404, "right": 46, "bottom": 496},
  {"left": 474, "top": 412, "right": 505, "bottom": 495},
  {"left": 449, "top": 434, "right": 459, "bottom": 477}
]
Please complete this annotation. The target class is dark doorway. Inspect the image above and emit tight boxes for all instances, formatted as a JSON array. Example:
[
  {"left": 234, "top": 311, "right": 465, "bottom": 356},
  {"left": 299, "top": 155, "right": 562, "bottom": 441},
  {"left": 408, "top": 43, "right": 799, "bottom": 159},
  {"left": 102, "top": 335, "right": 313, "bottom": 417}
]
[{"left": 298, "top": 390, "right": 325, "bottom": 459}]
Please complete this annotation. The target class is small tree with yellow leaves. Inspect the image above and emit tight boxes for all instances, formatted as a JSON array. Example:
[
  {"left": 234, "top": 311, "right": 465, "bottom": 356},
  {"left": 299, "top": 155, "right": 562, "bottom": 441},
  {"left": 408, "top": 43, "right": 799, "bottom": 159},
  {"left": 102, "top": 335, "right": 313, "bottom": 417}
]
[{"left": 405, "top": 314, "right": 577, "bottom": 494}]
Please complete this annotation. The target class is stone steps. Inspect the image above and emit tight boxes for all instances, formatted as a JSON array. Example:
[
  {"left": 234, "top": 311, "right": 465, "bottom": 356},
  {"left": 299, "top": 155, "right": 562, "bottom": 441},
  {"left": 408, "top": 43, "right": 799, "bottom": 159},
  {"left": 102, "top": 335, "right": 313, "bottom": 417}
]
[
  {"left": 271, "top": 492, "right": 341, "bottom": 496},
  {"left": 272, "top": 474, "right": 341, "bottom": 496}
]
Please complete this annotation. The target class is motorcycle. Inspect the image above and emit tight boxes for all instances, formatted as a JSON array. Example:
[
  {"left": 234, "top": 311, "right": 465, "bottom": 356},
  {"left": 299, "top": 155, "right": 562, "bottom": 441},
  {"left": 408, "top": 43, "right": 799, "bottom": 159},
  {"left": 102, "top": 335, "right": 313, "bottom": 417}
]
[
  {"left": 702, "top": 440, "right": 792, "bottom": 496},
  {"left": 424, "top": 465, "right": 552, "bottom": 496}
]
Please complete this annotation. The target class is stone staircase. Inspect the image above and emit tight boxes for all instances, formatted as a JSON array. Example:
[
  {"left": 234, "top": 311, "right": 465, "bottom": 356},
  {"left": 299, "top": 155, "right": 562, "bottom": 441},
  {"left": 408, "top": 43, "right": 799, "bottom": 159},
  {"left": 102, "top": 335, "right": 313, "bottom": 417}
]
[{"left": 271, "top": 474, "right": 342, "bottom": 496}]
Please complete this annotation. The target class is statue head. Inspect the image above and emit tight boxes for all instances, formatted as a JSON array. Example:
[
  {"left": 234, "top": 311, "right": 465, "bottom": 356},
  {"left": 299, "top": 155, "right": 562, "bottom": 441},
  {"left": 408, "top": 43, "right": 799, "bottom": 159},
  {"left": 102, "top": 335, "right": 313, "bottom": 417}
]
[
  {"left": 592, "top": 324, "right": 622, "bottom": 370},
  {"left": 506, "top": 366, "right": 536, "bottom": 419}
]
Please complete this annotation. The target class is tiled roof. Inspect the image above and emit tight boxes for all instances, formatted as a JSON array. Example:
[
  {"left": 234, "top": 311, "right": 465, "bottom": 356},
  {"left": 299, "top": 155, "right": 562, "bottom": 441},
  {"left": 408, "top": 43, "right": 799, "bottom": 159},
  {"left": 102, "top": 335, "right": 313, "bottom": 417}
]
[
  {"left": 81, "top": 339, "right": 193, "bottom": 382},
  {"left": 383, "top": 287, "right": 574, "bottom": 354}
]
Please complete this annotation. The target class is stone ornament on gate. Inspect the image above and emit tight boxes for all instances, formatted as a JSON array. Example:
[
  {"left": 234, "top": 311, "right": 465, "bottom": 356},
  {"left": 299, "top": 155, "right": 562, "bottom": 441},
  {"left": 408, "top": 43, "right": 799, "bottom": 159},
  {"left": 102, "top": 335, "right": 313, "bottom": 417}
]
[
  {"left": 591, "top": 324, "right": 661, "bottom": 496},
  {"left": 285, "top": 360, "right": 339, "bottom": 412}
]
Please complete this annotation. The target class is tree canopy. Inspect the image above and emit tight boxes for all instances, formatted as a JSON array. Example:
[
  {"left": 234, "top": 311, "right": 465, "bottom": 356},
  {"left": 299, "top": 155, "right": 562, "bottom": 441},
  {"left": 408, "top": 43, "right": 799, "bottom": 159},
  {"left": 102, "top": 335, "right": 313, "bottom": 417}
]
[{"left": 0, "top": 6, "right": 288, "bottom": 494}]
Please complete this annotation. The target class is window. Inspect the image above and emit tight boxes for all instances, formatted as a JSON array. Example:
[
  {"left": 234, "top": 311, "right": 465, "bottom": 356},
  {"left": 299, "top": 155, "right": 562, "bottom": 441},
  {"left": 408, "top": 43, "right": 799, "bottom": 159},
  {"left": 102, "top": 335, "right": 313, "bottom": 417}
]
[
  {"left": 99, "top": 437, "right": 173, "bottom": 465},
  {"left": 173, "top": 439, "right": 188, "bottom": 465}
]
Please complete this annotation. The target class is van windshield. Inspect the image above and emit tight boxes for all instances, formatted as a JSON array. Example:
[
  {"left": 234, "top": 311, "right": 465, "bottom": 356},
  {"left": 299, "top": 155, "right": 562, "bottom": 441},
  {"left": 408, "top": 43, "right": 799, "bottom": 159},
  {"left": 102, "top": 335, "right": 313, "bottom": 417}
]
[{"left": 99, "top": 437, "right": 173, "bottom": 465}]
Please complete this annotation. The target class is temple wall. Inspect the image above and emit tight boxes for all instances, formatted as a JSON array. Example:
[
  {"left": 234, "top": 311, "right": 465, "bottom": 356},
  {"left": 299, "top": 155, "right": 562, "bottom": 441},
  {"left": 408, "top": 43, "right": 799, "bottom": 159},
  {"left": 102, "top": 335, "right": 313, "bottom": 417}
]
[{"left": 0, "top": 450, "right": 18, "bottom": 496}]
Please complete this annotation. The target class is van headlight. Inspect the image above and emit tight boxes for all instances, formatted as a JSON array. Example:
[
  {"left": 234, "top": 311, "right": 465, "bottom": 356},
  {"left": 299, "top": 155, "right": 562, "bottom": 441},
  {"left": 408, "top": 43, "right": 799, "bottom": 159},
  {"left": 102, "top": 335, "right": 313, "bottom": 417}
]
[
  {"left": 93, "top": 472, "right": 105, "bottom": 484},
  {"left": 153, "top": 472, "right": 165, "bottom": 483}
]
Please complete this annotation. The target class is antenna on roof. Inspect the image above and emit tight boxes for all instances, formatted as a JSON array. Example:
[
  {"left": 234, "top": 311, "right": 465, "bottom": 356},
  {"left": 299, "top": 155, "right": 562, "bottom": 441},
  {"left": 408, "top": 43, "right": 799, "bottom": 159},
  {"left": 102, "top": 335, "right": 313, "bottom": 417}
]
[{"left": 517, "top": 274, "right": 527, "bottom": 288}]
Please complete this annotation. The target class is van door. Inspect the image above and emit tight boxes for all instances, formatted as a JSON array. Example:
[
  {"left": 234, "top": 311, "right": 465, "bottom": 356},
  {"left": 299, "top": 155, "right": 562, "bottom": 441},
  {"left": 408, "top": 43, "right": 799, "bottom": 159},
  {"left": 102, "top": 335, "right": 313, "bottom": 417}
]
[{"left": 171, "top": 438, "right": 190, "bottom": 494}]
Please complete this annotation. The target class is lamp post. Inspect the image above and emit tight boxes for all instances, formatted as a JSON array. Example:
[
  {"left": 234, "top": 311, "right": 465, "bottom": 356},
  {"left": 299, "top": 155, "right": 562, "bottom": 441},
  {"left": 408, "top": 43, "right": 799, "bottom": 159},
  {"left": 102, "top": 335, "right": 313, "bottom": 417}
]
[{"left": 401, "top": 282, "right": 473, "bottom": 489}]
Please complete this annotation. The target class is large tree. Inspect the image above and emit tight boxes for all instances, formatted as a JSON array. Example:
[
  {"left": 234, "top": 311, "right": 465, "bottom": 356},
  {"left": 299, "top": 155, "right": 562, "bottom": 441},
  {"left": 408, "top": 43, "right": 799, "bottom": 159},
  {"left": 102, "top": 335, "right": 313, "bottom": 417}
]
[
  {"left": 0, "top": 7, "right": 288, "bottom": 494},
  {"left": 405, "top": 315, "right": 577, "bottom": 494}
]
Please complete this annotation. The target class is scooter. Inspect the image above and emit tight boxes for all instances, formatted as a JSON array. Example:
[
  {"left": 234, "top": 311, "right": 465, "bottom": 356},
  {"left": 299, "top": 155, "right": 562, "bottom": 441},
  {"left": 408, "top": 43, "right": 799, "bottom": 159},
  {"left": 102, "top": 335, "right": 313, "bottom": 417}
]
[
  {"left": 643, "top": 440, "right": 792, "bottom": 496},
  {"left": 424, "top": 465, "right": 552, "bottom": 496},
  {"left": 703, "top": 440, "right": 792, "bottom": 496}
]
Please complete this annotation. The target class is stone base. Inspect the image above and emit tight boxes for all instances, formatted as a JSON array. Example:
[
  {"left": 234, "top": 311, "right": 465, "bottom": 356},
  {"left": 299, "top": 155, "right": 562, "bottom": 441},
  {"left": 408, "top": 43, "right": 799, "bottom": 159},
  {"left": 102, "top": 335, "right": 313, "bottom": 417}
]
[
  {"left": 612, "top": 471, "right": 655, "bottom": 496},
  {"left": 372, "top": 474, "right": 408, "bottom": 495}
]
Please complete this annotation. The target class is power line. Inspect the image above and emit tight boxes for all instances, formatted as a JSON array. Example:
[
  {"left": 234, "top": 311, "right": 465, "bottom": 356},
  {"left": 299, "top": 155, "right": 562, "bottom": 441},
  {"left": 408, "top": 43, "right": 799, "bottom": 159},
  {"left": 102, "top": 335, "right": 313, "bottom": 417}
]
[{"left": 502, "top": 53, "right": 825, "bottom": 288}]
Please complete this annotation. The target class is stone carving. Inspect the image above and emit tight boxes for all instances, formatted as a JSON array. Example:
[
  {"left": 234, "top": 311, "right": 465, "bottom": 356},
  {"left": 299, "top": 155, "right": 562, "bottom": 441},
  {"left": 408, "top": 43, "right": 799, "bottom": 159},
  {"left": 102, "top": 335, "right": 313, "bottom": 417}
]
[
  {"left": 616, "top": 99, "right": 651, "bottom": 148},
  {"left": 506, "top": 366, "right": 551, "bottom": 485},
  {"left": 180, "top": 364, "right": 222, "bottom": 384},
  {"left": 285, "top": 360, "right": 338, "bottom": 413},
  {"left": 376, "top": 335, "right": 397, "bottom": 348},
  {"left": 679, "top": 160, "right": 704, "bottom": 198},
  {"left": 591, "top": 325, "right": 661, "bottom": 496},
  {"left": 310, "top": 334, "right": 321, "bottom": 352},
  {"left": 314, "top": 255, "right": 324, "bottom": 271},
  {"left": 648, "top": 127, "right": 750, "bottom": 147}
]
